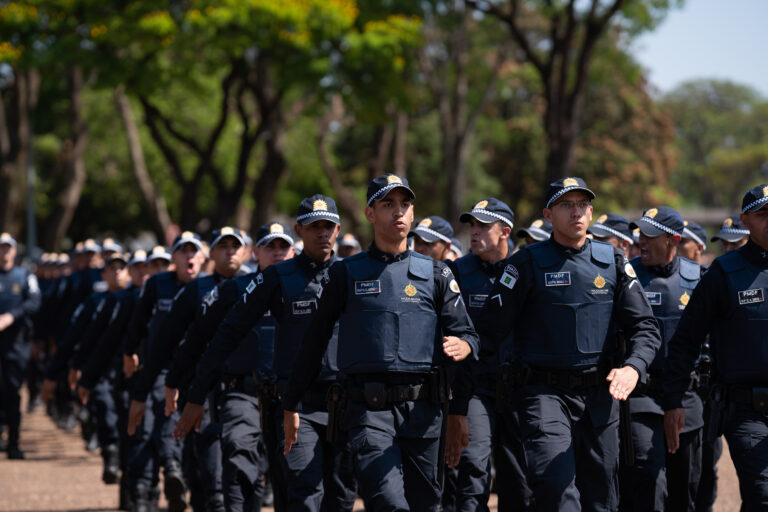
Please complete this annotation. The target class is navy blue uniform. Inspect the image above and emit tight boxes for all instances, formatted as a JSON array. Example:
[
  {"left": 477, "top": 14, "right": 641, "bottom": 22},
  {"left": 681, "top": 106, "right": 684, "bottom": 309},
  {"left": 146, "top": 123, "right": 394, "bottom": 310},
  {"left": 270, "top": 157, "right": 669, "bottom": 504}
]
[
  {"left": 0, "top": 265, "right": 41, "bottom": 447},
  {"left": 479, "top": 238, "right": 660, "bottom": 512},
  {"left": 623, "top": 256, "right": 703, "bottom": 511},
  {"left": 284, "top": 247, "right": 479, "bottom": 511},
  {"left": 664, "top": 240, "right": 768, "bottom": 511},
  {"left": 188, "top": 252, "right": 356, "bottom": 512},
  {"left": 447, "top": 253, "right": 531, "bottom": 511}
]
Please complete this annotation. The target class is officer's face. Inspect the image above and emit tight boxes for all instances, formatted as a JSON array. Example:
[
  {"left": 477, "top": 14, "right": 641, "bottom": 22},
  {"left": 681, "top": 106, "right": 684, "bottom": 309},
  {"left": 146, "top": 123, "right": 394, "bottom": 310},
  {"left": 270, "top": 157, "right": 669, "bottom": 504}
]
[
  {"left": 413, "top": 235, "right": 450, "bottom": 261},
  {"left": 543, "top": 191, "right": 592, "bottom": 244},
  {"left": 468, "top": 218, "right": 509, "bottom": 261},
  {"left": 638, "top": 232, "right": 679, "bottom": 266},
  {"left": 103, "top": 261, "right": 128, "bottom": 290},
  {"left": 677, "top": 239, "right": 703, "bottom": 262},
  {"left": 0, "top": 243, "right": 16, "bottom": 271},
  {"left": 210, "top": 237, "right": 243, "bottom": 277},
  {"left": 295, "top": 220, "right": 340, "bottom": 261},
  {"left": 128, "top": 263, "right": 148, "bottom": 286},
  {"left": 365, "top": 189, "right": 414, "bottom": 242},
  {"left": 172, "top": 243, "right": 205, "bottom": 283},
  {"left": 742, "top": 207, "right": 768, "bottom": 250},
  {"left": 147, "top": 259, "right": 170, "bottom": 275},
  {"left": 719, "top": 238, "right": 747, "bottom": 253},
  {"left": 256, "top": 239, "right": 295, "bottom": 269}
]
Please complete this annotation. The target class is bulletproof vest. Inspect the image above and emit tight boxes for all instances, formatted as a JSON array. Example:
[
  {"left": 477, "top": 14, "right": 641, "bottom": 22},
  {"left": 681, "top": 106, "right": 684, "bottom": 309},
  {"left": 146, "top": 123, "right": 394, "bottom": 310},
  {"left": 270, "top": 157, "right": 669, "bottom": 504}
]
[
  {"left": 338, "top": 251, "right": 439, "bottom": 374},
  {"left": 144, "top": 271, "right": 182, "bottom": 354},
  {"left": 275, "top": 259, "right": 339, "bottom": 380},
  {"left": 453, "top": 254, "right": 510, "bottom": 376},
  {"left": 0, "top": 267, "right": 32, "bottom": 339},
  {"left": 710, "top": 249, "right": 768, "bottom": 384},
  {"left": 515, "top": 239, "right": 618, "bottom": 369},
  {"left": 632, "top": 256, "right": 700, "bottom": 372},
  {"left": 223, "top": 274, "right": 277, "bottom": 376}
]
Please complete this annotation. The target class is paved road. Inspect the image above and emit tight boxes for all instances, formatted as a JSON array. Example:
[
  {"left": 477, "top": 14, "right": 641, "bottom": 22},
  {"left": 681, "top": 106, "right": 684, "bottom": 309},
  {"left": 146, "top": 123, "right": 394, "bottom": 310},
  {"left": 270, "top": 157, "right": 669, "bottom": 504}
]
[{"left": 0, "top": 391, "right": 743, "bottom": 511}]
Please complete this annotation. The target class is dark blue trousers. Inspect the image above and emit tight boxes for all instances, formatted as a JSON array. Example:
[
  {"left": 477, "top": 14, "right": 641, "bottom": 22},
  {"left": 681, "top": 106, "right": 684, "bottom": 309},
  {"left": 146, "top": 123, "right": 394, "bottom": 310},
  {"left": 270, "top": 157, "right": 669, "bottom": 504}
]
[
  {"left": 694, "top": 436, "right": 722, "bottom": 512},
  {"left": 90, "top": 377, "right": 119, "bottom": 448},
  {"left": 0, "top": 338, "right": 28, "bottom": 436},
  {"left": 619, "top": 412, "right": 667, "bottom": 512},
  {"left": 723, "top": 404, "right": 768, "bottom": 512}
]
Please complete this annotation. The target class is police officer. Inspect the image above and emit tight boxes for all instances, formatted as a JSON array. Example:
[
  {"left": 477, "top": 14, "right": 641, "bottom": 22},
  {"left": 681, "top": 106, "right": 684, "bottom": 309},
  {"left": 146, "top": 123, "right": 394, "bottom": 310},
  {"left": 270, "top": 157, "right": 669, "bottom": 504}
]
[
  {"left": 175, "top": 195, "right": 357, "bottom": 512},
  {"left": 679, "top": 221, "right": 708, "bottom": 264},
  {"left": 516, "top": 218, "right": 553, "bottom": 247},
  {"left": 710, "top": 215, "right": 749, "bottom": 253},
  {"left": 410, "top": 215, "right": 454, "bottom": 261},
  {"left": 621, "top": 207, "right": 703, "bottom": 511},
  {"left": 664, "top": 184, "right": 768, "bottom": 512},
  {"left": 446, "top": 198, "right": 532, "bottom": 511},
  {"left": 338, "top": 233, "right": 362, "bottom": 259},
  {"left": 588, "top": 213, "right": 634, "bottom": 258},
  {"left": 167, "top": 224, "right": 294, "bottom": 512},
  {"left": 447, "top": 238, "right": 464, "bottom": 261},
  {"left": 122, "top": 232, "right": 206, "bottom": 512},
  {"left": 283, "top": 175, "right": 480, "bottom": 511},
  {"left": 477, "top": 177, "right": 660, "bottom": 512},
  {"left": 0, "top": 232, "right": 42, "bottom": 459}
]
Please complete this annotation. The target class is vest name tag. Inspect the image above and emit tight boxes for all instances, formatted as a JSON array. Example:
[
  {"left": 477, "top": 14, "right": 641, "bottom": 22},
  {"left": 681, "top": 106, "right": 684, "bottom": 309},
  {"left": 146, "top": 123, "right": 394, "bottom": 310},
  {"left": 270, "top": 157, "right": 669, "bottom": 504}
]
[
  {"left": 157, "top": 298, "right": 174, "bottom": 312},
  {"left": 544, "top": 272, "right": 571, "bottom": 287},
  {"left": 738, "top": 288, "right": 764, "bottom": 305},
  {"left": 645, "top": 292, "right": 662, "bottom": 306},
  {"left": 292, "top": 300, "right": 316, "bottom": 315},
  {"left": 355, "top": 280, "right": 381, "bottom": 295},
  {"left": 469, "top": 294, "right": 488, "bottom": 309}
]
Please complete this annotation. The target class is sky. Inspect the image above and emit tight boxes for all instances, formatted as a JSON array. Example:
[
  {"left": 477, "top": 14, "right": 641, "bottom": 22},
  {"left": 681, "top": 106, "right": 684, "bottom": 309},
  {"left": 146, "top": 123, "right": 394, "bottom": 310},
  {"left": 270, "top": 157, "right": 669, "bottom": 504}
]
[{"left": 632, "top": 0, "right": 768, "bottom": 98}]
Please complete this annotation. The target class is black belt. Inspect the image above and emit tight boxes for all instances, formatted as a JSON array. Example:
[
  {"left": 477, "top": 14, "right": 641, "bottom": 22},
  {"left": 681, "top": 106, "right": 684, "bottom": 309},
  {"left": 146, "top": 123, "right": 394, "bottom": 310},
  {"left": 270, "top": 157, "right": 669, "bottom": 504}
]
[
  {"left": 224, "top": 375, "right": 259, "bottom": 397},
  {"left": 347, "top": 382, "right": 431, "bottom": 405},
  {"left": 729, "top": 386, "right": 768, "bottom": 412},
  {"left": 526, "top": 368, "right": 606, "bottom": 389},
  {"left": 277, "top": 380, "right": 332, "bottom": 409}
]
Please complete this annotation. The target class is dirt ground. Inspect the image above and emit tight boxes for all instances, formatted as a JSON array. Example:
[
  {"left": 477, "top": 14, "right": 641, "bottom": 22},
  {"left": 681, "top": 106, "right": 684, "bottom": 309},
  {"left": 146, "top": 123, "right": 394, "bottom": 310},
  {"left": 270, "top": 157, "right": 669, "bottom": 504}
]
[{"left": 0, "top": 390, "right": 743, "bottom": 512}]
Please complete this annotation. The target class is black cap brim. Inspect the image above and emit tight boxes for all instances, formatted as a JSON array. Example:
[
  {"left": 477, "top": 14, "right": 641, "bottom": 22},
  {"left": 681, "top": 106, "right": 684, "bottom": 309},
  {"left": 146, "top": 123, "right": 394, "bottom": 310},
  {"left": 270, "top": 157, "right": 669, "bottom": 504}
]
[
  {"left": 211, "top": 233, "right": 245, "bottom": 249},
  {"left": 409, "top": 228, "right": 446, "bottom": 244},
  {"left": 546, "top": 187, "right": 596, "bottom": 208},
  {"left": 171, "top": 239, "right": 203, "bottom": 253},
  {"left": 256, "top": 233, "right": 294, "bottom": 247},
  {"left": 516, "top": 227, "right": 550, "bottom": 241},
  {"left": 629, "top": 219, "right": 667, "bottom": 238},
  {"left": 367, "top": 184, "right": 416, "bottom": 206},
  {"left": 459, "top": 211, "right": 497, "bottom": 225},
  {"left": 297, "top": 212, "right": 341, "bottom": 226},
  {"left": 710, "top": 231, "right": 749, "bottom": 243},
  {"left": 589, "top": 224, "right": 633, "bottom": 243}
]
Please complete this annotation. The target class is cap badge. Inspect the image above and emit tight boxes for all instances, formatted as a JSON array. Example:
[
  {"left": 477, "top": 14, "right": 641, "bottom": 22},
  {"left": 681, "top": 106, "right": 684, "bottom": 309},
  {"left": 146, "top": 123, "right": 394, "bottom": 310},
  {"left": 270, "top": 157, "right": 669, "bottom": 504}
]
[
  {"left": 12, "top": 283, "right": 20, "bottom": 293},
  {"left": 680, "top": 291, "right": 690, "bottom": 307},
  {"left": 152, "top": 246, "right": 166, "bottom": 255},
  {"left": 342, "top": 233, "right": 356, "bottom": 242},
  {"left": 532, "top": 219, "right": 543, "bottom": 228},
  {"left": 723, "top": 218, "right": 733, "bottom": 228},
  {"left": 312, "top": 199, "right": 328, "bottom": 211},
  {"left": 104, "top": 238, "right": 114, "bottom": 244},
  {"left": 645, "top": 208, "right": 658, "bottom": 219},
  {"left": 418, "top": 218, "right": 432, "bottom": 228},
  {"left": 763, "top": 185, "right": 768, "bottom": 197},
  {"left": 221, "top": 227, "right": 235, "bottom": 235},
  {"left": 563, "top": 178, "right": 578, "bottom": 187},
  {"left": 270, "top": 223, "right": 284, "bottom": 234},
  {"left": 0, "top": 233, "right": 10, "bottom": 241},
  {"left": 593, "top": 274, "right": 606, "bottom": 289},
  {"left": 134, "top": 250, "right": 147, "bottom": 259},
  {"left": 597, "top": 214, "right": 608, "bottom": 224},
  {"left": 474, "top": 200, "right": 488, "bottom": 209},
  {"left": 85, "top": 238, "right": 95, "bottom": 245},
  {"left": 404, "top": 282, "right": 418, "bottom": 297},
  {"left": 387, "top": 175, "right": 403, "bottom": 184},
  {"left": 181, "top": 231, "right": 194, "bottom": 239}
]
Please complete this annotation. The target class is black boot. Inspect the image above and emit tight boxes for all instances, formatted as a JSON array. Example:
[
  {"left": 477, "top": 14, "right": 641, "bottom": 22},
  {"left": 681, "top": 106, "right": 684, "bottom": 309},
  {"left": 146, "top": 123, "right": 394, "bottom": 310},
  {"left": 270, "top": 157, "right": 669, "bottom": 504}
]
[
  {"left": 163, "top": 458, "right": 188, "bottom": 512},
  {"left": 7, "top": 430, "right": 24, "bottom": 459},
  {"left": 147, "top": 487, "right": 161, "bottom": 512},
  {"left": 131, "top": 484, "right": 151, "bottom": 512},
  {"left": 102, "top": 444, "right": 120, "bottom": 484},
  {"left": 206, "top": 492, "right": 226, "bottom": 512},
  {"left": 118, "top": 475, "right": 133, "bottom": 511}
]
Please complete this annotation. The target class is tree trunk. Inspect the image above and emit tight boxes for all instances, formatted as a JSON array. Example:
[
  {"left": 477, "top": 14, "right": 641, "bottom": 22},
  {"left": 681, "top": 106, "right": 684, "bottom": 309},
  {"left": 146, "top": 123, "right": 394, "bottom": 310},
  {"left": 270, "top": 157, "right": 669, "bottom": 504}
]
[
  {"left": 249, "top": 121, "right": 286, "bottom": 230},
  {"left": 41, "top": 68, "right": 88, "bottom": 251},
  {"left": 393, "top": 111, "right": 408, "bottom": 177},
  {"left": 367, "top": 121, "right": 394, "bottom": 181},
  {"left": 114, "top": 86, "right": 171, "bottom": 239}
]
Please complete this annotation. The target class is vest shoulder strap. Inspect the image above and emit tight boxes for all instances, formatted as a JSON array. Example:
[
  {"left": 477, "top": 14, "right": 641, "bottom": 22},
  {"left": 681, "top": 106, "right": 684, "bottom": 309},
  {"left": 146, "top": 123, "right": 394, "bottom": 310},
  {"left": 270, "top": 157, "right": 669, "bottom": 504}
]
[
  {"left": 274, "top": 258, "right": 298, "bottom": 276},
  {"left": 344, "top": 251, "right": 376, "bottom": 281},
  {"left": 590, "top": 239, "right": 614, "bottom": 265},
  {"left": 454, "top": 253, "right": 479, "bottom": 275},
  {"left": 408, "top": 252, "right": 433, "bottom": 280},
  {"left": 679, "top": 257, "right": 701, "bottom": 281},
  {"left": 527, "top": 240, "right": 561, "bottom": 268},
  {"left": 716, "top": 250, "right": 745, "bottom": 274}
]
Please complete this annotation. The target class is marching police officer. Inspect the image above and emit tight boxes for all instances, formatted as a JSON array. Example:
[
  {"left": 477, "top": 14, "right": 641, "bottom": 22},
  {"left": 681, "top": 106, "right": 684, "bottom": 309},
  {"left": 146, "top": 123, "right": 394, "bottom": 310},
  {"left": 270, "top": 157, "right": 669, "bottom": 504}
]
[
  {"left": 516, "top": 218, "right": 553, "bottom": 247},
  {"left": 621, "top": 207, "right": 703, "bottom": 511},
  {"left": 477, "top": 177, "right": 660, "bottom": 512},
  {"left": 710, "top": 215, "right": 749, "bottom": 253},
  {"left": 0, "top": 232, "right": 42, "bottom": 459},
  {"left": 588, "top": 213, "right": 634, "bottom": 258},
  {"left": 283, "top": 175, "right": 479, "bottom": 511},
  {"left": 679, "top": 221, "right": 708, "bottom": 265},
  {"left": 410, "top": 216, "right": 455, "bottom": 261},
  {"left": 664, "top": 184, "right": 768, "bottom": 511}
]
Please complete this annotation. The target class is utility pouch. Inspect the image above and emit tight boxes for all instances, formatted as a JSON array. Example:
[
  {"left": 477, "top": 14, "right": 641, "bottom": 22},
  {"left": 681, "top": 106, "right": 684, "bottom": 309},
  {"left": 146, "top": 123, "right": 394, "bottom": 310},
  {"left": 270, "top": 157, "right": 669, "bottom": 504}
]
[
  {"left": 363, "top": 382, "right": 388, "bottom": 410},
  {"left": 752, "top": 387, "right": 768, "bottom": 413}
]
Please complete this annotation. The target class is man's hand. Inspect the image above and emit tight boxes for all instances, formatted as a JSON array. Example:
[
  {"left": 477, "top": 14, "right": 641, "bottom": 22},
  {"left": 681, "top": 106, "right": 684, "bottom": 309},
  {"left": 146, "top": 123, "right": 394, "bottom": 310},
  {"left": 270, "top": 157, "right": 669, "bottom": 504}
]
[
  {"left": 0, "top": 312, "right": 14, "bottom": 332},
  {"left": 173, "top": 402, "right": 205, "bottom": 441},
  {"left": 123, "top": 354, "right": 139, "bottom": 377},
  {"left": 77, "top": 385, "right": 90, "bottom": 405},
  {"left": 40, "top": 379, "right": 57, "bottom": 403},
  {"left": 127, "top": 400, "right": 147, "bottom": 436},
  {"left": 67, "top": 368, "right": 81, "bottom": 390},
  {"left": 446, "top": 414, "right": 470, "bottom": 467},
  {"left": 283, "top": 410, "right": 300, "bottom": 455},
  {"left": 164, "top": 386, "right": 179, "bottom": 417},
  {"left": 664, "top": 408, "right": 686, "bottom": 454},
  {"left": 443, "top": 336, "right": 472, "bottom": 362},
  {"left": 606, "top": 366, "right": 639, "bottom": 401}
]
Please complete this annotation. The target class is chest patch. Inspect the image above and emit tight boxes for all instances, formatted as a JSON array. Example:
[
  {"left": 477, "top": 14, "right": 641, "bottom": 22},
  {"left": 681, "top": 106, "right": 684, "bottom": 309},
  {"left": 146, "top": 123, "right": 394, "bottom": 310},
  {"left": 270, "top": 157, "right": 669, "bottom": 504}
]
[
  {"left": 645, "top": 292, "right": 662, "bottom": 306},
  {"left": 469, "top": 294, "right": 488, "bottom": 309},
  {"left": 544, "top": 272, "right": 571, "bottom": 287},
  {"left": 292, "top": 299, "right": 316, "bottom": 315},
  {"left": 738, "top": 288, "right": 765, "bottom": 305},
  {"left": 354, "top": 280, "right": 381, "bottom": 295},
  {"left": 157, "top": 298, "right": 174, "bottom": 312}
]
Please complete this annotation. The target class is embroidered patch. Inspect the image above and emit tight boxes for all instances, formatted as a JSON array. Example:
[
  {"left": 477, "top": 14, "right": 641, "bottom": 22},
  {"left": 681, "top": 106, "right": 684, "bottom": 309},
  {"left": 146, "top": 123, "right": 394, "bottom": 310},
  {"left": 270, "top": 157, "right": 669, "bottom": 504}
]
[
  {"left": 624, "top": 262, "right": 637, "bottom": 279},
  {"left": 404, "top": 282, "right": 418, "bottom": 297},
  {"left": 499, "top": 264, "right": 519, "bottom": 289},
  {"left": 679, "top": 291, "right": 690, "bottom": 307},
  {"left": 157, "top": 298, "right": 174, "bottom": 312},
  {"left": 738, "top": 288, "right": 764, "bottom": 305},
  {"left": 449, "top": 279, "right": 460, "bottom": 294},
  {"left": 593, "top": 274, "right": 606, "bottom": 289},
  {"left": 257, "top": 273, "right": 264, "bottom": 285},
  {"left": 246, "top": 280, "right": 257, "bottom": 294},
  {"left": 204, "top": 287, "right": 219, "bottom": 306},
  {"left": 292, "top": 300, "right": 316, "bottom": 315},
  {"left": 355, "top": 280, "right": 381, "bottom": 295},
  {"left": 545, "top": 271, "right": 571, "bottom": 287},
  {"left": 469, "top": 294, "right": 488, "bottom": 309},
  {"left": 442, "top": 267, "right": 453, "bottom": 278},
  {"left": 645, "top": 292, "right": 662, "bottom": 306}
]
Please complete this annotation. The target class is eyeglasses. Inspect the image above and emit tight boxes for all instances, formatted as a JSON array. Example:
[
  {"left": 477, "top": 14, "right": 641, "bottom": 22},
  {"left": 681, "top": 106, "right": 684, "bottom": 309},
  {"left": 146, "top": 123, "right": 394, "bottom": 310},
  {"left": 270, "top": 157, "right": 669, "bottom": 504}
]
[{"left": 553, "top": 201, "right": 592, "bottom": 211}]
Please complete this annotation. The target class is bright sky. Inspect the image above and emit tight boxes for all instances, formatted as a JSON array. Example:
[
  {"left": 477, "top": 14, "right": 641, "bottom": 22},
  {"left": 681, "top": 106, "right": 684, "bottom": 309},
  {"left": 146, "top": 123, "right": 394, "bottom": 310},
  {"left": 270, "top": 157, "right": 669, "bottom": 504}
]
[{"left": 633, "top": 0, "right": 768, "bottom": 98}]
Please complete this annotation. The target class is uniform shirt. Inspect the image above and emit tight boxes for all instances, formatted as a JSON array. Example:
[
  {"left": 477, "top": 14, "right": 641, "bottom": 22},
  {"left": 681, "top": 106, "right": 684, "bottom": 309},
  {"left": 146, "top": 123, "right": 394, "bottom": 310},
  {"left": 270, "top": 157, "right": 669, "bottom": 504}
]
[
  {"left": 122, "top": 271, "right": 185, "bottom": 357},
  {"left": 0, "top": 265, "right": 41, "bottom": 342},
  {"left": 664, "top": 240, "right": 768, "bottom": 410},
  {"left": 478, "top": 238, "right": 659, "bottom": 378},
  {"left": 283, "top": 244, "right": 480, "bottom": 412},
  {"left": 45, "top": 291, "right": 106, "bottom": 379},
  {"left": 70, "top": 292, "right": 120, "bottom": 370},
  {"left": 186, "top": 253, "right": 336, "bottom": 406}
]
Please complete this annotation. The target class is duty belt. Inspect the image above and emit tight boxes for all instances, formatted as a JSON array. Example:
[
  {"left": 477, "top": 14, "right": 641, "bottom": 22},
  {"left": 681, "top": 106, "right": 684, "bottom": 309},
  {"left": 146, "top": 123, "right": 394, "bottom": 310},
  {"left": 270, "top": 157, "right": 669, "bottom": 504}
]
[
  {"left": 277, "top": 380, "right": 332, "bottom": 409},
  {"left": 526, "top": 368, "right": 606, "bottom": 389},
  {"left": 225, "top": 375, "right": 260, "bottom": 397},
  {"left": 347, "top": 382, "right": 431, "bottom": 406},
  {"left": 728, "top": 386, "right": 768, "bottom": 413}
]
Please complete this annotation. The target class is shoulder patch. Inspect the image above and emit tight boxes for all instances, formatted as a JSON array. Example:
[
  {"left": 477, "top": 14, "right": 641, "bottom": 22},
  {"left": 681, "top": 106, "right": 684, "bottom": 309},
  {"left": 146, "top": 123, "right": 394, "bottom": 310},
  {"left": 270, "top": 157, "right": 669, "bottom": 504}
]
[
  {"left": 499, "top": 264, "right": 519, "bottom": 289},
  {"left": 246, "top": 279, "right": 258, "bottom": 294},
  {"left": 624, "top": 262, "right": 636, "bottom": 279},
  {"left": 449, "top": 279, "right": 460, "bottom": 294},
  {"left": 442, "top": 266, "right": 453, "bottom": 278},
  {"left": 203, "top": 286, "right": 219, "bottom": 307}
]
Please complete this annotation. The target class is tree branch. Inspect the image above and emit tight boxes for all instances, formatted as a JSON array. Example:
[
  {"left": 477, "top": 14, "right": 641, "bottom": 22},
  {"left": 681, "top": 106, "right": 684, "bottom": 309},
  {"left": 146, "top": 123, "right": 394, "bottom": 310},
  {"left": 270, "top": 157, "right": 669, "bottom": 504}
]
[{"left": 139, "top": 96, "right": 188, "bottom": 185}]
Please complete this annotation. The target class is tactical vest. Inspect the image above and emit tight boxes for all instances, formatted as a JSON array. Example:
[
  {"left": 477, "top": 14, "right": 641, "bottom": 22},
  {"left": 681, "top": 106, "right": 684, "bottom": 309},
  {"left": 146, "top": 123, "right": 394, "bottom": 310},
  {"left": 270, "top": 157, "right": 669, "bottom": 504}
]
[
  {"left": 275, "top": 259, "right": 339, "bottom": 380},
  {"left": 0, "top": 267, "right": 33, "bottom": 340},
  {"left": 711, "top": 249, "right": 768, "bottom": 384},
  {"left": 632, "top": 257, "right": 700, "bottom": 372},
  {"left": 338, "top": 251, "right": 439, "bottom": 374},
  {"left": 144, "top": 272, "right": 182, "bottom": 354},
  {"left": 515, "top": 239, "right": 618, "bottom": 369},
  {"left": 454, "top": 254, "right": 510, "bottom": 376},
  {"left": 224, "top": 274, "right": 277, "bottom": 376}
]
